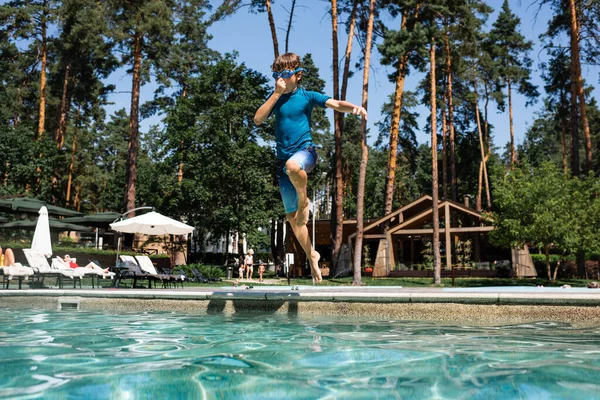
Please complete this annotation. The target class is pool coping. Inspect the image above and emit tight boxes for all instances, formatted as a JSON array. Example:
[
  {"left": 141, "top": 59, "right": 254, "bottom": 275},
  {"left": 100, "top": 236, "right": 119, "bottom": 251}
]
[{"left": 1, "top": 287, "right": 600, "bottom": 306}]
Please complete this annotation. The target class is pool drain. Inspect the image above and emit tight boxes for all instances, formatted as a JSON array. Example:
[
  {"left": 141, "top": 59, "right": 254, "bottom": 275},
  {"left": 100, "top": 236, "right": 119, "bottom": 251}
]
[{"left": 58, "top": 297, "right": 81, "bottom": 310}]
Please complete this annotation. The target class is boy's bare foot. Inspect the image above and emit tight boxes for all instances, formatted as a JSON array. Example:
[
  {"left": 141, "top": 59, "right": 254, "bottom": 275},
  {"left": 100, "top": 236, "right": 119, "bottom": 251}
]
[
  {"left": 296, "top": 198, "right": 310, "bottom": 226},
  {"left": 310, "top": 251, "right": 322, "bottom": 283}
]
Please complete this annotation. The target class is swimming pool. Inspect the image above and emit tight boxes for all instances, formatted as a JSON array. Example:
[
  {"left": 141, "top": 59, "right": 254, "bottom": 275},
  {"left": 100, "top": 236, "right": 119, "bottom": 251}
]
[{"left": 1, "top": 308, "right": 599, "bottom": 399}]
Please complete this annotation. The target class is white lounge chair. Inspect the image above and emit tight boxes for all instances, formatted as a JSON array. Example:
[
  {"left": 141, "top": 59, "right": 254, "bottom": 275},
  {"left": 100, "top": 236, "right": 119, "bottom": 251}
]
[
  {"left": 23, "top": 249, "right": 84, "bottom": 289},
  {"left": 0, "top": 263, "right": 35, "bottom": 289},
  {"left": 135, "top": 255, "right": 178, "bottom": 287},
  {"left": 118, "top": 255, "right": 161, "bottom": 288},
  {"left": 52, "top": 257, "right": 115, "bottom": 288}
]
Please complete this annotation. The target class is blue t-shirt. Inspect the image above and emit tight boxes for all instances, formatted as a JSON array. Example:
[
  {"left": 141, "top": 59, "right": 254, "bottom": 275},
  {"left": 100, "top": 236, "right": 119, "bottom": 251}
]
[{"left": 271, "top": 87, "right": 330, "bottom": 160}]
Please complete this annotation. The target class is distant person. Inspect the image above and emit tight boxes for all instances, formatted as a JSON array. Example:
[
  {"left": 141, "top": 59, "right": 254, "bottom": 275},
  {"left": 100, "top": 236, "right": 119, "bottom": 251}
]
[
  {"left": 238, "top": 261, "right": 245, "bottom": 280},
  {"left": 61, "top": 255, "right": 110, "bottom": 274},
  {"left": 0, "top": 247, "right": 16, "bottom": 266},
  {"left": 245, "top": 249, "right": 254, "bottom": 280},
  {"left": 63, "top": 254, "right": 79, "bottom": 269},
  {"left": 258, "top": 262, "right": 265, "bottom": 283}
]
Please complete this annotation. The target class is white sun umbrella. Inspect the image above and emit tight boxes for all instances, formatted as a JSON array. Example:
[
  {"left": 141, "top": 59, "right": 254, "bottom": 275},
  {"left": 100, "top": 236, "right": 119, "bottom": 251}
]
[
  {"left": 110, "top": 211, "right": 194, "bottom": 266},
  {"left": 31, "top": 206, "right": 53, "bottom": 257},
  {"left": 110, "top": 211, "right": 194, "bottom": 235}
]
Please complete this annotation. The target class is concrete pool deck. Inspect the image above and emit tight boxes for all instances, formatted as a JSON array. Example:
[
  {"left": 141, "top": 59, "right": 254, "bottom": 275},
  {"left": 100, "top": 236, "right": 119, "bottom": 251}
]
[{"left": 1, "top": 285, "right": 600, "bottom": 324}]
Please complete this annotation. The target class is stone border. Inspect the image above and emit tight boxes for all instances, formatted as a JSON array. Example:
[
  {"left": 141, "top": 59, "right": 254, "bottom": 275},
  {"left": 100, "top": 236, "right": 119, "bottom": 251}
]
[
  {"left": 1, "top": 288, "right": 600, "bottom": 325},
  {"left": 1, "top": 288, "right": 599, "bottom": 306}
]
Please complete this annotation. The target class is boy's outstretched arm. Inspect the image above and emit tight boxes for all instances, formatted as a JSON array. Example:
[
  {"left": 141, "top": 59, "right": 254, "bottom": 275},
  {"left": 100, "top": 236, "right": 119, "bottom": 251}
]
[
  {"left": 325, "top": 99, "right": 368, "bottom": 119},
  {"left": 254, "top": 78, "right": 287, "bottom": 125}
]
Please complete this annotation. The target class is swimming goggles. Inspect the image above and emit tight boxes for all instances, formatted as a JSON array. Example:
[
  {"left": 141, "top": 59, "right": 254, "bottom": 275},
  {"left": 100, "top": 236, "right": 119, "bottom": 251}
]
[{"left": 272, "top": 67, "right": 305, "bottom": 79}]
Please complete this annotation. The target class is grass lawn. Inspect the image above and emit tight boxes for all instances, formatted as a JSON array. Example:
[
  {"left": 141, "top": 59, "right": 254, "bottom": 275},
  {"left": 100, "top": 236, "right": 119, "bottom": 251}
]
[{"left": 183, "top": 275, "right": 593, "bottom": 288}]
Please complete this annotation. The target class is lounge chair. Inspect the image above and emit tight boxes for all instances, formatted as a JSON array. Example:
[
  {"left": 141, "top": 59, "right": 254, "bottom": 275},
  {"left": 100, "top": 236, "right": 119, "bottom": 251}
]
[
  {"left": 190, "top": 268, "right": 221, "bottom": 283},
  {"left": 134, "top": 255, "right": 176, "bottom": 288},
  {"left": 174, "top": 268, "right": 190, "bottom": 282},
  {"left": 52, "top": 257, "right": 115, "bottom": 288},
  {"left": 0, "top": 263, "right": 35, "bottom": 289},
  {"left": 23, "top": 249, "right": 84, "bottom": 289},
  {"left": 118, "top": 255, "right": 162, "bottom": 289},
  {"left": 160, "top": 267, "right": 185, "bottom": 289}
]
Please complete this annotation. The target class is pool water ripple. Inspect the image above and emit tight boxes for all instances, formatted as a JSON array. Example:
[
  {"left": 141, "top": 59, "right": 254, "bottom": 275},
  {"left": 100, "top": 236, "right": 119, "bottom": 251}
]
[{"left": 1, "top": 308, "right": 600, "bottom": 399}]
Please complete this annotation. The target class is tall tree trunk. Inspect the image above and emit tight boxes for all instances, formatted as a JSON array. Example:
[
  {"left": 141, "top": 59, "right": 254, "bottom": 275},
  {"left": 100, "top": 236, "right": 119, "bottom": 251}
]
[
  {"left": 568, "top": 0, "right": 592, "bottom": 172},
  {"left": 474, "top": 79, "right": 491, "bottom": 210},
  {"left": 36, "top": 0, "right": 48, "bottom": 140},
  {"left": 66, "top": 105, "right": 80, "bottom": 205},
  {"left": 569, "top": 80, "right": 579, "bottom": 175},
  {"left": 442, "top": 91, "right": 448, "bottom": 200},
  {"left": 560, "top": 107, "right": 569, "bottom": 176},
  {"left": 444, "top": 32, "right": 457, "bottom": 202},
  {"left": 352, "top": 0, "right": 375, "bottom": 286},
  {"left": 125, "top": 31, "right": 143, "bottom": 216},
  {"left": 266, "top": 0, "right": 279, "bottom": 58},
  {"left": 476, "top": 160, "right": 483, "bottom": 211},
  {"left": 508, "top": 77, "right": 516, "bottom": 169},
  {"left": 331, "top": 0, "right": 344, "bottom": 273},
  {"left": 431, "top": 39, "right": 441, "bottom": 285},
  {"left": 383, "top": 10, "right": 409, "bottom": 223},
  {"left": 484, "top": 82, "right": 491, "bottom": 154},
  {"left": 340, "top": 0, "right": 359, "bottom": 101},
  {"left": 284, "top": 0, "right": 296, "bottom": 53},
  {"left": 55, "top": 64, "right": 71, "bottom": 149},
  {"left": 52, "top": 68, "right": 72, "bottom": 193},
  {"left": 568, "top": 4, "right": 580, "bottom": 175},
  {"left": 270, "top": 219, "right": 277, "bottom": 264},
  {"left": 177, "top": 89, "right": 188, "bottom": 184},
  {"left": 74, "top": 184, "right": 81, "bottom": 211},
  {"left": 276, "top": 219, "right": 284, "bottom": 266},
  {"left": 177, "top": 142, "right": 184, "bottom": 183}
]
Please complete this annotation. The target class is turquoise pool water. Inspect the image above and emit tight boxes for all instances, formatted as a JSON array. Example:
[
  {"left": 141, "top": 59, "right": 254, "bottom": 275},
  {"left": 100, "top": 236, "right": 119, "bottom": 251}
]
[{"left": 1, "top": 308, "right": 599, "bottom": 399}]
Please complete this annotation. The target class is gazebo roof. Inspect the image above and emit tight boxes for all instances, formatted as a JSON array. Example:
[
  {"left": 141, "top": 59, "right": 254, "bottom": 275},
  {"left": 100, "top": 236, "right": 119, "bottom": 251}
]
[{"left": 349, "top": 195, "right": 493, "bottom": 240}]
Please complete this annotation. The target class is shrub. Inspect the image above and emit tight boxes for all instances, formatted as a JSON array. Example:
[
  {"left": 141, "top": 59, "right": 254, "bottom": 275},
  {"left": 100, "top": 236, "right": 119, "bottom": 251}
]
[{"left": 184, "top": 263, "right": 225, "bottom": 279}]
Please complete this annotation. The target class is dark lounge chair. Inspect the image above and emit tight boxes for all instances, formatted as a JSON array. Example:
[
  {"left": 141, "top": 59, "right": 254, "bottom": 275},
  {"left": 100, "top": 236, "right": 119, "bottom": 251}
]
[
  {"left": 190, "top": 268, "right": 209, "bottom": 283},
  {"left": 191, "top": 268, "right": 222, "bottom": 283},
  {"left": 118, "top": 255, "right": 163, "bottom": 288}
]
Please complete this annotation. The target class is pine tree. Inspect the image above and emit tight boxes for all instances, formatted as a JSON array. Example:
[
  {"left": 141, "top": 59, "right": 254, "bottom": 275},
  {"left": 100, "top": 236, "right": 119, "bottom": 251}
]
[
  {"left": 487, "top": 0, "right": 538, "bottom": 170},
  {"left": 107, "top": 0, "right": 179, "bottom": 215},
  {"left": 378, "top": 1, "right": 425, "bottom": 222}
]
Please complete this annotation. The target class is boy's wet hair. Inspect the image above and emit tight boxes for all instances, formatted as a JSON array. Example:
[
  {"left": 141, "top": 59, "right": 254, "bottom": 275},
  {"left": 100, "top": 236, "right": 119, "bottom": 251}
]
[{"left": 270, "top": 52, "right": 301, "bottom": 72}]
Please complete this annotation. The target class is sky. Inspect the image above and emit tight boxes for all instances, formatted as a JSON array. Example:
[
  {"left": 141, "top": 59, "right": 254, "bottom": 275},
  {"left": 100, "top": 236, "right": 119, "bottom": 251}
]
[{"left": 105, "top": 0, "right": 600, "bottom": 151}]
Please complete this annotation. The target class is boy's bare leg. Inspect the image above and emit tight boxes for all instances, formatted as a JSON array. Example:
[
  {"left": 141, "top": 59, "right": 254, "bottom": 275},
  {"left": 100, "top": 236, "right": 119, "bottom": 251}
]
[
  {"left": 286, "top": 212, "right": 322, "bottom": 282},
  {"left": 285, "top": 160, "right": 310, "bottom": 226}
]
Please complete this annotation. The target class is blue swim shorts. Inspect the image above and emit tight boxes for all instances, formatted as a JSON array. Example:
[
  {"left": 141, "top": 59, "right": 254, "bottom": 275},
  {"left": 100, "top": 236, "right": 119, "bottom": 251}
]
[{"left": 276, "top": 146, "right": 318, "bottom": 214}]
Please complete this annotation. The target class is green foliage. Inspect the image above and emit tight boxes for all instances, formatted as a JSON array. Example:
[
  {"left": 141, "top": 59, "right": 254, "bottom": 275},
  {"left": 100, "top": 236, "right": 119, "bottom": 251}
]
[
  {"left": 362, "top": 244, "right": 371, "bottom": 269},
  {"left": 421, "top": 239, "right": 434, "bottom": 270},
  {"left": 455, "top": 239, "right": 472, "bottom": 268},
  {"left": 181, "top": 263, "right": 225, "bottom": 279},
  {"left": 246, "top": 229, "right": 270, "bottom": 253},
  {"left": 485, "top": 0, "right": 538, "bottom": 105},
  {"left": 491, "top": 161, "right": 600, "bottom": 279},
  {"left": 0, "top": 0, "right": 596, "bottom": 268}
]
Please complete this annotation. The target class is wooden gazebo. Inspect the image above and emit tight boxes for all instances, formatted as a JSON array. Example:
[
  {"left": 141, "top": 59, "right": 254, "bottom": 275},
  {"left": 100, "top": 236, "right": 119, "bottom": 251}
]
[{"left": 347, "top": 195, "right": 495, "bottom": 277}]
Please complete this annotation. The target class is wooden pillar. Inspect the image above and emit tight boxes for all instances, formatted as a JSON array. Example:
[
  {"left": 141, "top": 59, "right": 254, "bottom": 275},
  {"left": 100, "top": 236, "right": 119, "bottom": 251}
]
[
  {"left": 386, "top": 231, "right": 395, "bottom": 269},
  {"left": 474, "top": 232, "right": 481, "bottom": 262},
  {"left": 445, "top": 203, "right": 452, "bottom": 270},
  {"left": 410, "top": 237, "right": 414, "bottom": 266}
]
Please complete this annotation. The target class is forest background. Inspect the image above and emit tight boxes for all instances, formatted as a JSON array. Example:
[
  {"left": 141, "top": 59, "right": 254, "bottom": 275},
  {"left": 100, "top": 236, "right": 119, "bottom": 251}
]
[{"left": 1, "top": 0, "right": 599, "bottom": 281}]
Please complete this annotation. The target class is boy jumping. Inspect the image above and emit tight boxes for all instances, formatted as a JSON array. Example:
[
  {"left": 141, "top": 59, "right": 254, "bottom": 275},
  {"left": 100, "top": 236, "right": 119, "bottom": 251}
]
[{"left": 254, "top": 53, "right": 367, "bottom": 283}]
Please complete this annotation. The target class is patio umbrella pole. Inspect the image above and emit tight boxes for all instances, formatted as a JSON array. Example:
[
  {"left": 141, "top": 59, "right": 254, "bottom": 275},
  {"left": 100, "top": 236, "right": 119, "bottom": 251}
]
[
  {"left": 112, "top": 206, "right": 154, "bottom": 267},
  {"left": 115, "top": 233, "right": 121, "bottom": 267}
]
